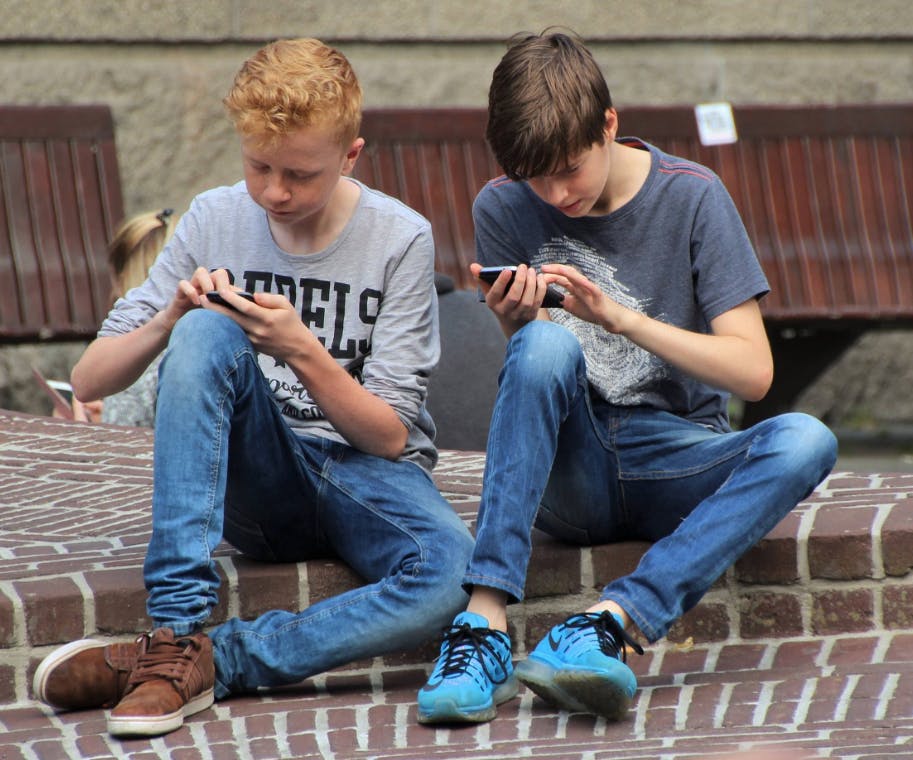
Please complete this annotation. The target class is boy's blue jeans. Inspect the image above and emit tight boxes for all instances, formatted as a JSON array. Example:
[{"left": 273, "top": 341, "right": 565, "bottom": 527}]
[
  {"left": 144, "top": 309, "right": 473, "bottom": 698},
  {"left": 465, "top": 320, "right": 837, "bottom": 643}
]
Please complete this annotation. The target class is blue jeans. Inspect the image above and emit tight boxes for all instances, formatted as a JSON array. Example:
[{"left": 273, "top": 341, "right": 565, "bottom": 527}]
[
  {"left": 144, "top": 309, "right": 473, "bottom": 698},
  {"left": 465, "top": 321, "right": 837, "bottom": 642}
]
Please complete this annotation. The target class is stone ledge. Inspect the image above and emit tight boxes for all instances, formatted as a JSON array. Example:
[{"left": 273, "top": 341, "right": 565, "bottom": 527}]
[{"left": 1, "top": 410, "right": 911, "bottom": 706}]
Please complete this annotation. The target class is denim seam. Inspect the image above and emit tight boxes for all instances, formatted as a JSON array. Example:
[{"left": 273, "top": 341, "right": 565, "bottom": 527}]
[
  {"left": 463, "top": 572, "right": 525, "bottom": 603},
  {"left": 303, "top": 448, "right": 427, "bottom": 581},
  {"left": 598, "top": 590, "right": 660, "bottom": 643},
  {"left": 618, "top": 437, "right": 754, "bottom": 481}
]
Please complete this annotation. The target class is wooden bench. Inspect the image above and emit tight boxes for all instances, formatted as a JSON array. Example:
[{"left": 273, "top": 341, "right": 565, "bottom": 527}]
[
  {"left": 353, "top": 104, "right": 913, "bottom": 426},
  {"left": 0, "top": 104, "right": 124, "bottom": 343}
]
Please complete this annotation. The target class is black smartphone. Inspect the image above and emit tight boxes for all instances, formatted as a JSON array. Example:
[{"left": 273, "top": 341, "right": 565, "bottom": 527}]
[
  {"left": 478, "top": 265, "right": 565, "bottom": 308},
  {"left": 205, "top": 291, "right": 256, "bottom": 310}
]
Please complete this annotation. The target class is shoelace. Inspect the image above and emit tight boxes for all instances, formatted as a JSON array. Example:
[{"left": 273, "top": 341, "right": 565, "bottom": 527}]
[
  {"left": 436, "top": 622, "right": 510, "bottom": 684},
  {"left": 563, "top": 612, "right": 645, "bottom": 662},
  {"left": 127, "top": 631, "right": 200, "bottom": 687}
]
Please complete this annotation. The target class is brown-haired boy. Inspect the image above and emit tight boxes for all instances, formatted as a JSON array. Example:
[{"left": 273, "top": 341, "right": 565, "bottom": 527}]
[
  {"left": 32, "top": 37, "right": 473, "bottom": 738},
  {"left": 418, "top": 30, "right": 836, "bottom": 724}
]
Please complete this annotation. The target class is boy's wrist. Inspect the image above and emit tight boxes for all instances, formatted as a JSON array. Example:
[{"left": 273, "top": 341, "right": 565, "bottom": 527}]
[
  {"left": 602, "top": 305, "right": 642, "bottom": 337},
  {"left": 152, "top": 306, "right": 181, "bottom": 337}
]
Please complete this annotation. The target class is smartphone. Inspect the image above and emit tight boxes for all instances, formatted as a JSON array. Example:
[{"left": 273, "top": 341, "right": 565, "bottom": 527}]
[
  {"left": 478, "top": 265, "right": 565, "bottom": 308},
  {"left": 31, "top": 366, "right": 75, "bottom": 419},
  {"left": 205, "top": 291, "right": 256, "bottom": 310}
]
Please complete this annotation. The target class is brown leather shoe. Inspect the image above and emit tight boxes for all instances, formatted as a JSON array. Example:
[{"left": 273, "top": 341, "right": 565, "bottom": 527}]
[
  {"left": 33, "top": 635, "right": 148, "bottom": 711},
  {"left": 107, "top": 627, "right": 214, "bottom": 737}
]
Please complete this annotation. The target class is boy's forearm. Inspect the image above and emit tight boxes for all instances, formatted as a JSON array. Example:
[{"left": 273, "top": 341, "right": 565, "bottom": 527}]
[
  {"left": 286, "top": 348, "right": 409, "bottom": 460},
  {"left": 71, "top": 311, "right": 176, "bottom": 402},
  {"left": 617, "top": 309, "right": 773, "bottom": 402}
]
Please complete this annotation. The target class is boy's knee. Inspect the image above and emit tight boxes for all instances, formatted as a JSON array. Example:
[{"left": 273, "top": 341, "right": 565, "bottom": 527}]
[
  {"left": 171, "top": 308, "right": 241, "bottom": 344},
  {"left": 168, "top": 310, "right": 250, "bottom": 365},
  {"left": 767, "top": 412, "right": 838, "bottom": 476},
  {"left": 504, "top": 321, "right": 583, "bottom": 384},
  {"left": 162, "top": 309, "right": 250, "bottom": 383}
]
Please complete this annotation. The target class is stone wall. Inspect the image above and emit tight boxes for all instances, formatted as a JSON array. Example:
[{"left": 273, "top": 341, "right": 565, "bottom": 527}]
[{"left": 2, "top": 1, "right": 913, "bottom": 427}]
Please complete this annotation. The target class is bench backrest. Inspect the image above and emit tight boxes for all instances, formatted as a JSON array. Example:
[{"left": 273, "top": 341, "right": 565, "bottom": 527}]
[
  {"left": 0, "top": 105, "right": 124, "bottom": 342},
  {"left": 354, "top": 105, "right": 913, "bottom": 326}
]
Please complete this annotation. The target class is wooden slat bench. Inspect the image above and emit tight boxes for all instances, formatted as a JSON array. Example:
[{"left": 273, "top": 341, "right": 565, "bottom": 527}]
[
  {"left": 0, "top": 104, "right": 124, "bottom": 343},
  {"left": 353, "top": 105, "right": 913, "bottom": 427}
]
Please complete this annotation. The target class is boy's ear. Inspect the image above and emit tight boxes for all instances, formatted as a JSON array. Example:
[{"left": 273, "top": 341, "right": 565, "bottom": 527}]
[
  {"left": 342, "top": 137, "right": 365, "bottom": 175},
  {"left": 604, "top": 108, "right": 619, "bottom": 141}
]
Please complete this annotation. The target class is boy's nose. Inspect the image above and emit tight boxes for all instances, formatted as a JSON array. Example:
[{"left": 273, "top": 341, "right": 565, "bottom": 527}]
[
  {"left": 546, "top": 180, "right": 568, "bottom": 207},
  {"left": 264, "top": 178, "right": 291, "bottom": 203}
]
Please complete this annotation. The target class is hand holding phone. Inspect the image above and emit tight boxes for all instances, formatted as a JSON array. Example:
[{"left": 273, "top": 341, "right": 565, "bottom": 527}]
[
  {"left": 478, "top": 266, "right": 565, "bottom": 308},
  {"left": 205, "top": 291, "right": 256, "bottom": 311}
]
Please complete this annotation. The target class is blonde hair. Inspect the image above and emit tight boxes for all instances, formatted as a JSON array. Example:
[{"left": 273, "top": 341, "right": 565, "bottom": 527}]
[
  {"left": 223, "top": 38, "right": 362, "bottom": 147},
  {"left": 108, "top": 209, "right": 174, "bottom": 301}
]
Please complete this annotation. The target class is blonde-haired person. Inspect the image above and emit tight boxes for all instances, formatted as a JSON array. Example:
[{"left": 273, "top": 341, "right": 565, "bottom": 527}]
[
  {"left": 33, "top": 37, "right": 472, "bottom": 738},
  {"left": 108, "top": 208, "right": 174, "bottom": 303},
  {"left": 58, "top": 208, "right": 174, "bottom": 424},
  {"left": 96, "top": 208, "right": 175, "bottom": 426}
]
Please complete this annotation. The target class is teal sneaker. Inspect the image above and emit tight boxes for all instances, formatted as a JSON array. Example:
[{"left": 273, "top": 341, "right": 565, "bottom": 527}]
[
  {"left": 515, "top": 611, "right": 644, "bottom": 720},
  {"left": 417, "top": 611, "right": 518, "bottom": 724}
]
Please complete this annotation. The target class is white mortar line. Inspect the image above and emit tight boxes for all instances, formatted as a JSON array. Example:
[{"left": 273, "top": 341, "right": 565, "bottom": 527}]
[
  {"left": 0, "top": 580, "right": 26, "bottom": 647},
  {"left": 791, "top": 676, "right": 818, "bottom": 728},
  {"left": 751, "top": 680, "right": 780, "bottom": 726},
  {"left": 314, "top": 708, "right": 335, "bottom": 759},
  {"left": 394, "top": 702, "right": 410, "bottom": 748},
  {"left": 874, "top": 672, "right": 900, "bottom": 721},
  {"left": 297, "top": 560, "right": 311, "bottom": 610},
  {"left": 795, "top": 502, "right": 820, "bottom": 634},
  {"left": 633, "top": 684, "right": 651, "bottom": 740},
  {"left": 214, "top": 555, "right": 240, "bottom": 620},
  {"left": 870, "top": 502, "right": 893, "bottom": 581},
  {"left": 713, "top": 682, "right": 736, "bottom": 728},
  {"left": 674, "top": 683, "right": 695, "bottom": 731},
  {"left": 833, "top": 673, "right": 862, "bottom": 722},
  {"left": 68, "top": 571, "right": 96, "bottom": 636}
]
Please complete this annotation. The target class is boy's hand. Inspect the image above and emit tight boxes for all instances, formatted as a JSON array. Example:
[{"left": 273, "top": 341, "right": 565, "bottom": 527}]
[
  {"left": 159, "top": 266, "right": 222, "bottom": 329},
  {"left": 540, "top": 263, "right": 636, "bottom": 334},
  {"left": 470, "top": 262, "right": 553, "bottom": 329},
  {"left": 71, "top": 398, "right": 103, "bottom": 423},
  {"left": 203, "top": 285, "right": 320, "bottom": 364}
]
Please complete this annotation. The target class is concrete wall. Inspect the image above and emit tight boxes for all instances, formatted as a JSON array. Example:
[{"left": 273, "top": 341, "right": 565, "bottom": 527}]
[
  {"left": 2, "top": 1, "right": 913, "bottom": 428},
  {"left": 3, "top": 0, "right": 911, "bottom": 217}
]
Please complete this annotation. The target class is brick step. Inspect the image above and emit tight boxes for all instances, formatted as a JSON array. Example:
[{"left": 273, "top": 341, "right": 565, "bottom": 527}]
[{"left": 1, "top": 411, "right": 911, "bottom": 707}]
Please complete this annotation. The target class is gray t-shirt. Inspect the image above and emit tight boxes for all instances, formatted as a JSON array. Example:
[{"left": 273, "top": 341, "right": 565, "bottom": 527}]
[
  {"left": 100, "top": 178, "right": 441, "bottom": 472},
  {"left": 473, "top": 139, "right": 769, "bottom": 431}
]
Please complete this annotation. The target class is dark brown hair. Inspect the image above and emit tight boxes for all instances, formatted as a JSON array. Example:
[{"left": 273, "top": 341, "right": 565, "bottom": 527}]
[{"left": 486, "top": 30, "right": 612, "bottom": 180}]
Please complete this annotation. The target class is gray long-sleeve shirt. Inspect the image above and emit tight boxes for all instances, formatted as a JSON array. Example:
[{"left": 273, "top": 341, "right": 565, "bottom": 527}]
[{"left": 99, "top": 178, "right": 441, "bottom": 472}]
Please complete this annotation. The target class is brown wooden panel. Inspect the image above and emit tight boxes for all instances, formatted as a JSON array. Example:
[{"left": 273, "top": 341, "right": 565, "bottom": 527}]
[
  {"left": 0, "top": 104, "right": 123, "bottom": 342},
  {"left": 354, "top": 105, "right": 913, "bottom": 326}
]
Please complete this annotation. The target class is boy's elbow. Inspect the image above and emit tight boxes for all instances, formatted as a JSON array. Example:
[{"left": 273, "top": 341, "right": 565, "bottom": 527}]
[
  {"left": 740, "top": 362, "right": 774, "bottom": 403},
  {"left": 69, "top": 364, "right": 90, "bottom": 402}
]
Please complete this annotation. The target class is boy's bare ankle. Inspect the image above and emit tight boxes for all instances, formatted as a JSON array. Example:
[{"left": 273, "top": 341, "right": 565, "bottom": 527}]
[
  {"left": 586, "top": 600, "right": 631, "bottom": 629},
  {"left": 467, "top": 587, "right": 509, "bottom": 632}
]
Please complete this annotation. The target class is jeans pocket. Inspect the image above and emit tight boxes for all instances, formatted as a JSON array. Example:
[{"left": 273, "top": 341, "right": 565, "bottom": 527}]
[
  {"left": 533, "top": 504, "right": 595, "bottom": 546},
  {"left": 223, "top": 505, "right": 278, "bottom": 561}
]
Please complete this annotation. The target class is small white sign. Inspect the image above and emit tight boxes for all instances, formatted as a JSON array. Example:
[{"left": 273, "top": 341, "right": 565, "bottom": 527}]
[{"left": 694, "top": 102, "right": 738, "bottom": 146}]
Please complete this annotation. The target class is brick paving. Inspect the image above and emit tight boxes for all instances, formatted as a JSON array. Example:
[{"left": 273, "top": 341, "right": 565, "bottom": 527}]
[{"left": 0, "top": 409, "right": 911, "bottom": 759}]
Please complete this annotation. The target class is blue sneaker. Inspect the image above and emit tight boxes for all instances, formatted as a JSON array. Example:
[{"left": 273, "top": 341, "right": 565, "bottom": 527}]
[
  {"left": 515, "top": 611, "right": 644, "bottom": 720},
  {"left": 417, "top": 611, "right": 518, "bottom": 724}
]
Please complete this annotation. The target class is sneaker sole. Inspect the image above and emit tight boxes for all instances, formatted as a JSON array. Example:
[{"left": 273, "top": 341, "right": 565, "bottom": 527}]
[
  {"left": 417, "top": 676, "right": 519, "bottom": 724},
  {"left": 33, "top": 639, "right": 110, "bottom": 709},
  {"left": 515, "top": 658, "right": 633, "bottom": 721},
  {"left": 107, "top": 687, "right": 214, "bottom": 737}
]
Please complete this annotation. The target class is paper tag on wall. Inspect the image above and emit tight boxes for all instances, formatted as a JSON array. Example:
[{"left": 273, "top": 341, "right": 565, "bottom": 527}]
[{"left": 694, "top": 102, "right": 738, "bottom": 146}]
